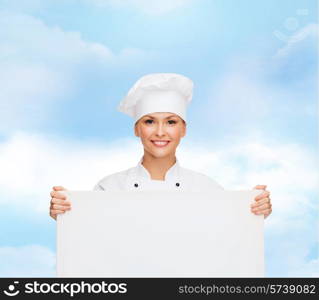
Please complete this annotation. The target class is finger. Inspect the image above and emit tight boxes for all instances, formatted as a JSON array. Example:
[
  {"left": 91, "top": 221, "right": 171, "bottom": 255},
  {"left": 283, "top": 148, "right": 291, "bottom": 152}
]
[
  {"left": 255, "top": 190, "right": 270, "bottom": 200},
  {"left": 251, "top": 203, "right": 271, "bottom": 212},
  {"left": 263, "top": 208, "right": 272, "bottom": 218},
  {"left": 51, "top": 204, "right": 71, "bottom": 211},
  {"left": 254, "top": 185, "right": 267, "bottom": 190},
  {"left": 251, "top": 197, "right": 270, "bottom": 207},
  {"left": 51, "top": 198, "right": 71, "bottom": 206},
  {"left": 49, "top": 212, "right": 57, "bottom": 220},
  {"left": 53, "top": 186, "right": 66, "bottom": 191},
  {"left": 50, "top": 191, "right": 67, "bottom": 200},
  {"left": 50, "top": 209, "right": 65, "bottom": 216},
  {"left": 264, "top": 209, "right": 272, "bottom": 219},
  {"left": 253, "top": 208, "right": 272, "bottom": 216}
]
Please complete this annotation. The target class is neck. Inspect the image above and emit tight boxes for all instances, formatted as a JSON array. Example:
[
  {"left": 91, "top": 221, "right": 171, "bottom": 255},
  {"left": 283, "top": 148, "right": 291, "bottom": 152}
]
[{"left": 142, "top": 152, "right": 176, "bottom": 181}]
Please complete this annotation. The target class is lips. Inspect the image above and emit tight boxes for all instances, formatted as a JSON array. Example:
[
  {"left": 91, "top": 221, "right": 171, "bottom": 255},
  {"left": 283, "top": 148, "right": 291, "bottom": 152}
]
[{"left": 151, "top": 140, "right": 170, "bottom": 147}]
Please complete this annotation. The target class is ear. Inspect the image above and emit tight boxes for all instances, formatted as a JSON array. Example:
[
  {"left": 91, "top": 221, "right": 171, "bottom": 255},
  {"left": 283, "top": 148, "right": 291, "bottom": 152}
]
[
  {"left": 181, "top": 121, "right": 187, "bottom": 138},
  {"left": 134, "top": 122, "right": 140, "bottom": 137}
]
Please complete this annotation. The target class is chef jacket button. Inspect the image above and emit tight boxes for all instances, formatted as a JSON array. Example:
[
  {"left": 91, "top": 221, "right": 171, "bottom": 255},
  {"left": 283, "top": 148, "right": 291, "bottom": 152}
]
[
  {"left": 134, "top": 183, "right": 139, "bottom": 188},
  {"left": 175, "top": 182, "right": 180, "bottom": 187}
]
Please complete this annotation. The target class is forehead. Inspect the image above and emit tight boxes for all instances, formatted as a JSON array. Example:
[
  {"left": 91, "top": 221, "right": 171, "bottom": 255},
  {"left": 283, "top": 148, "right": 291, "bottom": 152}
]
[{"left": 142, "top": 112, "right": 179, "bottom": 119}]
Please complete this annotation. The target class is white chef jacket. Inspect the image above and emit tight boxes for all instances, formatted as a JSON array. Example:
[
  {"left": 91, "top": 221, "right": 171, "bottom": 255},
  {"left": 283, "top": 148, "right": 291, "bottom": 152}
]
[{"left": 93, "top": 158, "right": 224, "bottom": 192}]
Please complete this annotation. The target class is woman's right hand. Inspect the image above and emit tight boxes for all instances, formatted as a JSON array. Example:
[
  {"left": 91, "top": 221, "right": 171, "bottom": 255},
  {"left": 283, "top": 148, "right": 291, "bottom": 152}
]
[{"left": 49, "top": 186, "right": 71, "bottom": 220}]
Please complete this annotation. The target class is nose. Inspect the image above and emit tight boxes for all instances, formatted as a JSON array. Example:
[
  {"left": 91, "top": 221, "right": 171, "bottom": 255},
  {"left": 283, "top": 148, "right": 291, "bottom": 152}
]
[{"left": 155, "top": 122, "right": 166, "bottom": 137}]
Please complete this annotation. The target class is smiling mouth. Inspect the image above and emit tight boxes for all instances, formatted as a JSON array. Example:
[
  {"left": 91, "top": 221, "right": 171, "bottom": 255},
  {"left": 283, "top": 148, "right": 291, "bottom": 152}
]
[{"left": 151, "top": 140, "right": 170, "bottom": 147}]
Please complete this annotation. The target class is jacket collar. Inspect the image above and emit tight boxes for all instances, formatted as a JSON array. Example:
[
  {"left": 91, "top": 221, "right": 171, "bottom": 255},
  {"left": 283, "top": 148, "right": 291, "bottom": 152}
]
[{"left": 136, "top": 157, "right": 180, "bottom": 181}]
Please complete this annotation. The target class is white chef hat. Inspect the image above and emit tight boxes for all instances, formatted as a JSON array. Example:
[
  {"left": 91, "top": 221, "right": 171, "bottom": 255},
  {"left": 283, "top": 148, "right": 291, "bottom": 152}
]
[{"left": 117, "top": 73, "right": 194, "bottom": 122}]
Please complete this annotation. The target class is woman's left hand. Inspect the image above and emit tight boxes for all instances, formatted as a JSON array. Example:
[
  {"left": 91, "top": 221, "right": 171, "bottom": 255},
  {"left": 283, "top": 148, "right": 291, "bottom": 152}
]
[{"left": 251, "top": 185, "right": 272, "bottom": 219}]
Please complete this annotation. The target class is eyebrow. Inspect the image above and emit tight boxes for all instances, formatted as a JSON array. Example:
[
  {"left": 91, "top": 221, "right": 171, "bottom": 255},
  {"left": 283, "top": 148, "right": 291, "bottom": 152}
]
[{"left": 143, "top": 115, "right": 177, "bottom": 120}]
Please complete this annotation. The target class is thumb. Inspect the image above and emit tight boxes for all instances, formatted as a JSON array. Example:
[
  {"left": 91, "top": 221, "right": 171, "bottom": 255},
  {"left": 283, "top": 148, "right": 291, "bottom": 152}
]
[
  {"left": 253, "top": 185, "right": 267, "bottom": 190},
  {"left": 53, "top": 186, "right": 67, "bottom": 191}
]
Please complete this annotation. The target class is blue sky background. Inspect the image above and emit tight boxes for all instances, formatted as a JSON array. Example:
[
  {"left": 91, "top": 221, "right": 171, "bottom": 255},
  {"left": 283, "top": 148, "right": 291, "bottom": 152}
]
[{"left": 0, "top": 0, "right": 318, "bottom": 277}]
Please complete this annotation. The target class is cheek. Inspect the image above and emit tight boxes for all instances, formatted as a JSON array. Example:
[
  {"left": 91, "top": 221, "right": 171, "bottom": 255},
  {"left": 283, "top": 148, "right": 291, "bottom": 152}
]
[
  {"left": 167, "top": 127, "right": 183, "bottom": 140},
  {"left": 139, "top": 126, "right": 154, "bottom": 139}
]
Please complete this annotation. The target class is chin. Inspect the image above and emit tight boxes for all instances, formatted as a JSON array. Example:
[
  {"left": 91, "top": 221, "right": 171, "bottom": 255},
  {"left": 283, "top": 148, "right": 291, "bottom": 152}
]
[
  {"left": 145, "top": 147, "right": 175, "bottom": 159},
  {"left": 149, "top": 150, "right": 172, "bottom": 159},
  {"left": 156, "top": 153, "right": 172, "bottom": 159}
]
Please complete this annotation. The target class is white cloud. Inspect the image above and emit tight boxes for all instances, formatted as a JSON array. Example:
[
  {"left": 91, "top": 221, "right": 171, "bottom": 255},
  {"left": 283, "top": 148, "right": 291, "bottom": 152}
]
[
  {"left": 296, "top": 259, "right": 319, "bottom": 277},
  {"left": 179, "top": 139, "right": 318, "bottom": 216},
  {"left": 0, "top": 10, "right": 150, "bottom": 134},
  {"left": 204, "top": 69, "right": 271, "bottom": 127},
  {"left": 1, "top": 0, "right": 194, "bottom": 15},
  {"left": 0, "top": 62, "right": 70, "bottom": 133},
  {"left": 0, "top": 0, "right": 45, "bottom": 14},
  {"left": 0, "top": 132, "right": 143, "bottom": 212},
  {"left": 201, "top": 24, "right": 317, "bottom": 134},
  {"left": 0, "top": 244, "right": 55, "bottom": 277},
  {"left": 0, "top": 11, "right": 114, "bottom": 64},
  {"left": 87, "top": 0, "right": 194, "bottom": 15},
  {"left": 266, "top": 224, "right": 319, "bottom": 278}
]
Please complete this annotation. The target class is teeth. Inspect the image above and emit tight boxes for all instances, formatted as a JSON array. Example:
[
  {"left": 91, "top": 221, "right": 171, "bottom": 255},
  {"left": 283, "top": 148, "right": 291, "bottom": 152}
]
[{"left": 152, "top": 141, "right": 169, "bottom": 145}]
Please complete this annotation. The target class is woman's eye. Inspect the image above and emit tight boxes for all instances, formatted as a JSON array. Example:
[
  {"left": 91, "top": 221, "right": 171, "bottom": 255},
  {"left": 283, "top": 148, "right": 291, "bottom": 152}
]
[
  {"left": 168, "top": 120, "right": 177, "bottom": 125},
  {"left": 145, "top": 119, "right": 154, "bottom": 124}
]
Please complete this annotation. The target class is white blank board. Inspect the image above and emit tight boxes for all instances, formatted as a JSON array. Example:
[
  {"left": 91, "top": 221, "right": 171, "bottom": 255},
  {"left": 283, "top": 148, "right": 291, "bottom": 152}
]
[{"left": 57, "top": 190, "right": 264, "bottom": 277}]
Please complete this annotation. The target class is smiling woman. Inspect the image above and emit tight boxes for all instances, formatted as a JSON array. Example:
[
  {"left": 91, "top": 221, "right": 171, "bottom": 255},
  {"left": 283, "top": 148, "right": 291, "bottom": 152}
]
[
  {"left": 49, "top": 73, "right": 272, "bottom": 220},
  {"left": 134, "top": 112, "right": 186, "bottom": 180}
]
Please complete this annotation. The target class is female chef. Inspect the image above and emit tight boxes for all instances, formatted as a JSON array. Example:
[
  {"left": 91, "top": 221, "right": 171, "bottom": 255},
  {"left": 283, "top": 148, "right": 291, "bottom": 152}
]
[{"left": 49, "top": 73, "right": 272, "bottom": 220}]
